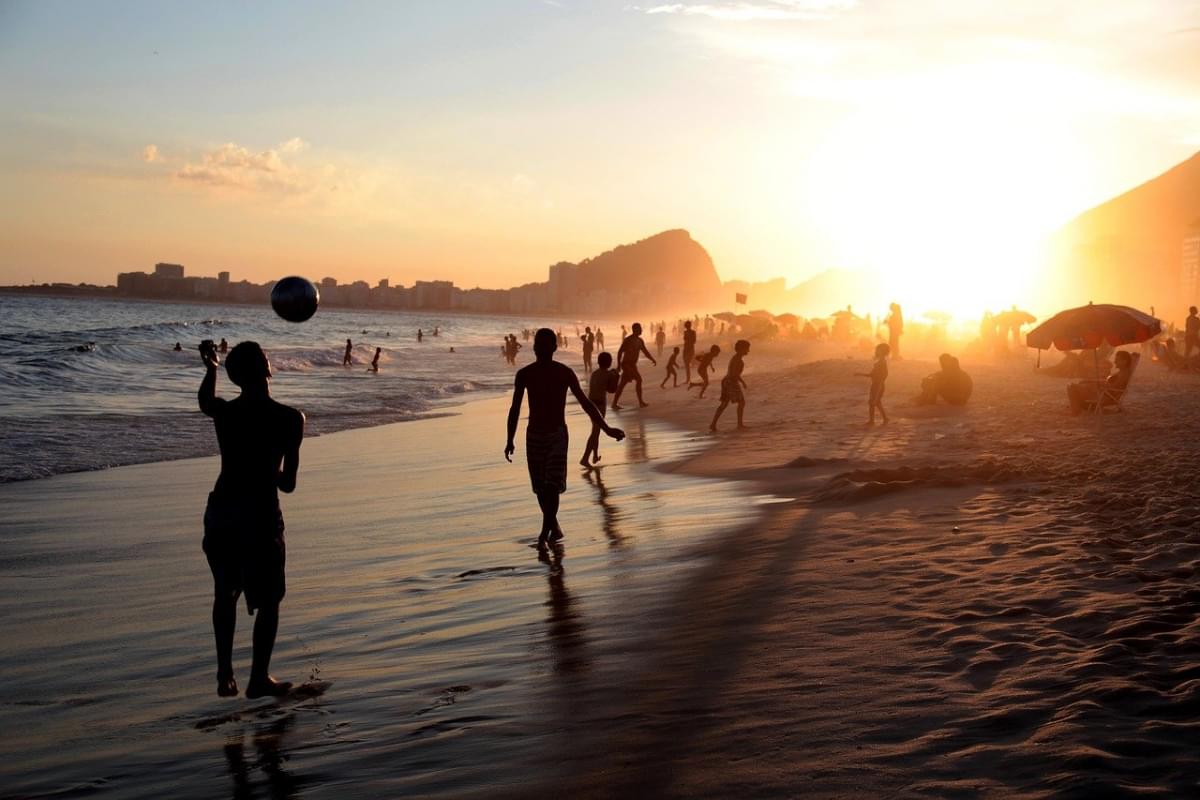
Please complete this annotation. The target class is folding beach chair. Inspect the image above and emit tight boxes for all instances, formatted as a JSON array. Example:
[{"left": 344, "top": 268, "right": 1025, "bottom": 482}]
[{"left": 1096, "top": 352, "right": 1140, "bottom": 414}]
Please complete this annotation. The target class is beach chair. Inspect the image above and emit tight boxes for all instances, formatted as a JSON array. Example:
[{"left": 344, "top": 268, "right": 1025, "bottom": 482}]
[{"left": 1096, "top": 352, "right": 1140, "bottom": 414}]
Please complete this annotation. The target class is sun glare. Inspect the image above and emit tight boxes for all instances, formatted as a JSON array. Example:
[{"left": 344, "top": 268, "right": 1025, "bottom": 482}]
[{"left": 804, "top": 69, "right": 1092, "bottom": 321}]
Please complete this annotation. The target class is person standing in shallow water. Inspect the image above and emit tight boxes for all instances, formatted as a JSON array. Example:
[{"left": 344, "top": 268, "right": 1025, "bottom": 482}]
[
  {"left": 506, "top": 329, "right": 624, "bottom": 545},
  {"left": 681, "top": 320, "right": 697, "bottom": 384},
  {"left": 343, "top": 338, "right": 353, "bottom": 366},
  {"left": 199, "top": 340, "right": 304, "bottom": 699}
]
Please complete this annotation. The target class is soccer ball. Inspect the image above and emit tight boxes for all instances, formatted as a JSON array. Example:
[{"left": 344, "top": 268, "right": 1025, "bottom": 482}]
[{"left": 270, "top": 276, "right": 320, "bottom": 323}]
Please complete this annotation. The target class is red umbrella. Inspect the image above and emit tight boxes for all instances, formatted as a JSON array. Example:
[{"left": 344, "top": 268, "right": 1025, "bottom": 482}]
[{"left": 1026, "top": 303, "right": 1160, "bottom": 351}]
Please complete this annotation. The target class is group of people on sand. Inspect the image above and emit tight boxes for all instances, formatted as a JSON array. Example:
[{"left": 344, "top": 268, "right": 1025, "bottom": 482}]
[{"left": 1151, "top": 306, "right": 1200, "bottom": 372}]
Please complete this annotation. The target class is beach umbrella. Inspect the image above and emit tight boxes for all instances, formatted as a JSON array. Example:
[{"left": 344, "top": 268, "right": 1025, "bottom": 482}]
[
  {"left": 749, "top": 309, "right": 774, "bottom": 319},
  {"left": 775, "top": 312, "right": 800, "bottom": 326},
  {"left": 714, "top": 311, "right": 737, "bottom": 323},
  {"left": 1025, "top": 303, "right": 1160, "bottom": 351}
]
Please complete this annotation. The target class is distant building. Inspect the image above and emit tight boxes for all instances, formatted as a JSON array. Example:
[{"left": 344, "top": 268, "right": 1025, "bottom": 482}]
[
  {"left": 415, "top": 280, "right": 454, "bottom": 309},
  {"left": 1184, "top": 221, "right": 1200, "bottom": 307},
  {"left": 154, "top": 263, "right": 184, "bottom": 279}
]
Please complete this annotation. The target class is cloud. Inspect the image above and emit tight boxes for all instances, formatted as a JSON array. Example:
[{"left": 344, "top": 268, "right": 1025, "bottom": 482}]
[
  {"left": 172, "top": 139, "right": 314, "bottom": 194},
  {"left": 141, "top": 144, "right": 160, "bottom": 163},
  {"left": 640, "top": 0, "right": 855, "bottom": 21}
]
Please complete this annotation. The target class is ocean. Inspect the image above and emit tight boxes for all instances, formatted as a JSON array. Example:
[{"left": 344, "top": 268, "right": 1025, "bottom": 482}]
[{"left": 0, "top": 294, "right": 611, "bottom": 483}]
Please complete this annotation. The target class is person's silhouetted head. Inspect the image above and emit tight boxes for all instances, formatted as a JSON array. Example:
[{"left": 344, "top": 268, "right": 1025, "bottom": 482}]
[
  {"left": 734, "top": 340, "right": 750, "bottom": 355},
  {"left": 874, "top": 342, "right": 890, "bottom": 359},
  {"left": 598, "top": 351, "right": 613, "bottom": 369},
  {"left": 585, "top": 326, "right": 592, "bottom": 333},
  {"left": 673, "top": 346, "right": 680, "bottom": 354},
  {"left": 226, "top": 341, "right": 271, "bottom": 389},
  {"left": 1190, "top": 306, "right": 1197, "bottom": 316},
  {"left": 1115, "top": 350, "right": 1132, "bottom": 369},
  {"left": 939, "top": 353, "right": 955, "bottom": 370},
  {"left": 346, "top": 338, "right": 351, "bottom": 344},
  {"left": 684, "top": 320, "right": 692, "bottom": 330},
  {"left": 534, "top": 328, "right": 557, "bottom": 359},
  {"left": 632, "top": 322, "right": 642, "bottom": 335},
  {"left": 710, "top": 344, "right": 721, "bottom": 355}
]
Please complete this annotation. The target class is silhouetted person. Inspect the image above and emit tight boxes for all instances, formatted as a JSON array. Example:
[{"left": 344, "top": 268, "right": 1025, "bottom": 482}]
[
  {"left": 417, "top": 329, "right": 423, "bottom": 342},
  {"left": 1186, "top": 306, "right": 1199, "bottom": 361},
  {"left": 612, "top": 322, "right": 657, "bottom": 410},
  {"left": 857, "top": 342, "right": 890, "bottom": 425},
  {"left": 916, "top": 353, "right": 972, "bottom": 406},
  {"left": 219, "top": 338, "right": 229, "bottom": 354},
  {"left": 582, "top": 326, "right": 594, "bottom": 373},
  {"left": 433, "top": 326, "right": 439, "bottom": 336},
  {"left": 582, "top": 351, "right": 619, "bottom": 467},
  {"left": 710, "top": 339, "right": 749, "bottom": 432},
  {"left": 661, "top": 346, "right": 681, "bottom": 388},
  {"left": 174, "top": 342, "right": 183, "bottom": 351},
  {"left": 506, "top": 329, "right": 624, "bottom": 544},
  {"left": 1068, "top": 350, "right": 1134, "bottom": 415},
  {"left": 688, "top": 344, "right": 720, "bottom": 398},
  {"left": 198, "top": 340, "right": 304, "bottom": 699},
  {"left": 368, "top": 347, "right": 382, "bottom": 372},
  {"left": 343, "top": 338, "right": 353, "bottom": 366},
  {"left": 596, "top": 328, "right": 605, "bottom": 351},
  {"left": 655, "top": 326, "right": 666, "bottom": 358},
  {"left": 886, "top": 303, "right": 904, "bottom": 360},
  {"left": 681, "top": 320, "right": 697, "bottom": 383}
]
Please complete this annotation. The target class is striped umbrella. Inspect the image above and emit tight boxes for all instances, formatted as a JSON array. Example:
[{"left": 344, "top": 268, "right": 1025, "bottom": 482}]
[{"left": 1026, "top": 303, "right": 1160, "bottom": 352}]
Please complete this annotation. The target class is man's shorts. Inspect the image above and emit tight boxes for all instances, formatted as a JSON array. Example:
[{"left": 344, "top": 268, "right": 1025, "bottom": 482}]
[
  {"left": 720, "top": 376, "right": 745, "bottom": 404},
  {"left": 526, "top": 426, "right": 569, "bottom": 495},
  {"left": 203, "top": 493, "right": 286, "bottom": 615},
  {"left": 619, "top": 364, "right": 641, "bottom": 382}
]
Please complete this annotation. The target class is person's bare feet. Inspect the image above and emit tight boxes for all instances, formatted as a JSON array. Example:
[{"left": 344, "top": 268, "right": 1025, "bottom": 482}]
[
  {"left": 639, "top": 401, "right": 650, "bottom": 408},
  {"left": 592, "top": 452, "right": 601, "bottom": 464},
  {"left": 217, "top": 673, "right": 238, "bottom": 698},
  {"left": 245, "top": 676, "right": 293, "bottom": 699},
  {"left": 579, "top": 456, "right": 591, "bottom": 467},
  {"left": 546, "top": 527, "right": 564, "bottom": 543},
  {"left": 709, "top": 425, "right": 718, "bottom": 433},
  {"left": 737, "top": 424, "right": 749, "bottom": 430},
  {"left": 612, "top": 404, "right": 623, "bottom": 411}
]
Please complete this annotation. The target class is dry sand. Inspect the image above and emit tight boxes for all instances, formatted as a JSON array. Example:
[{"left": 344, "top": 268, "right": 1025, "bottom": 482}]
[{"left": 534, "top": 342, "right": 1200, "bottom": 797}]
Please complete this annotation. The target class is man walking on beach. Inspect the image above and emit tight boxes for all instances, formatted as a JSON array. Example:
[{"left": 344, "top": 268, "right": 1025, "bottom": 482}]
[
  {"left": 199, "top": 340, "right": 304, "bottom": 699},
  {"left": 1185, "top": 306, "right": 1199, "bottom": 361},
  {"left": 682, "top": 320, "right": 697, "bottom": 384},
  {"left": 612, "top": 322, "right": 657, "bottom": 410},
  {"left": 506, "top": 329, "right": 624, "bottom": 545},
  {"left": 582, "top": 326, "right": 594, "bottom": 374}
]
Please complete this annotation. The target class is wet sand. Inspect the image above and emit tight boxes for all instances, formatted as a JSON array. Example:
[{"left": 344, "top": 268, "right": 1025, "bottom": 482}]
[
  {"left": 540, "top": 346, "right": 1200, "bottom": 796},
  {"left": 0, "top": 394, "right": 766, "bottom": 798},
  {"left": 5, "top": 347, "right": 1200, "bottom": 797}
]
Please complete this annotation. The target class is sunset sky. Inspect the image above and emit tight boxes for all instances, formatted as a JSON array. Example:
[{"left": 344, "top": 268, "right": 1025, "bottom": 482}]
[{"left": 2, "top": 1, "right": 1198, "bottom": 309}]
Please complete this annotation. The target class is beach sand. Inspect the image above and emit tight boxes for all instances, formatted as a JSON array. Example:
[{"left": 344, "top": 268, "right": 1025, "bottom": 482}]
[
  {"left": 538, "top": 345, "right": 1200, "bottom": 797},
  {"left": 4, "top": 346, "right": 1200, "bottom": 797}
]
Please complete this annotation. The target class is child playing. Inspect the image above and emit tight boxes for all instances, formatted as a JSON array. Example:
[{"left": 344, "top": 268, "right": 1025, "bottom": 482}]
[
  {"left": 710, "top": 340, "right": 749, "bottom": 432},
  {"left": 661, "top": 346, "right": 681, "bottom": 389},
  {"left": 688, "top": 345, "right": 721, "bottom": 398},
  {"left": 857, "top": 342, "right": 890, "bottom": 425},
  {"left": 581, "top": 352, "right": 620, "bottom": 467}
]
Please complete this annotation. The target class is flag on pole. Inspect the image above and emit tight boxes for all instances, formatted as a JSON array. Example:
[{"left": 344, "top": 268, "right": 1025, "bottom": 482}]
[{"left": 735, "top": 292, "right": 748, "bottom": 305}]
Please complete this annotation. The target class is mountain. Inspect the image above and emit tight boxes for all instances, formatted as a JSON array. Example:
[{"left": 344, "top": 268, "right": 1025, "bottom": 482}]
[
  {"left": 1051, "top": 151, "right": 1200, "bottom": 314},
  {"left": 573, "top": 229, "right": 722, "bottom": 297}
]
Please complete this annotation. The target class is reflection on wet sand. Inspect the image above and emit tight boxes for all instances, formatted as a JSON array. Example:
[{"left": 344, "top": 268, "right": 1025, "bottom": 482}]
[
  {"left": 538, "top": 544, "right": 589, "bottom": 678},
  {"left": 584, "top": 468, "right": 626, "bottom": 548},
  {"left": 222, "top": 714, "right": 303, "bottom": 800},
  {"left": 625, "top": 417, "right": 649, "bottom": 463}
]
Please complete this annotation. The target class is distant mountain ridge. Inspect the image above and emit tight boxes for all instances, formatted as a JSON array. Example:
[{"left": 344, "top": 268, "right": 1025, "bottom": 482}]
[{"left": 572, "top": 229, "right": 722, "bottom": 296}]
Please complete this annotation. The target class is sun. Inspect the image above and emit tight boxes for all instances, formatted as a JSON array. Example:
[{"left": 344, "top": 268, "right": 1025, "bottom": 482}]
[{"left": 803, "top": 73, "right": 1091, "bottom": 321}]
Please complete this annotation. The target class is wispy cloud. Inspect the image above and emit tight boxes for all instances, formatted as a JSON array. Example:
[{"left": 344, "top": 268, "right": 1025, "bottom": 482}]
[
  {"left": 172, "top": 139, "right": 313, "bottom": 193},
  {"left": 639, "top": 0, "right": 855, "bottom": 22},
  {"left": 141, "top": 144, "right": 161, "bottom": 163}
]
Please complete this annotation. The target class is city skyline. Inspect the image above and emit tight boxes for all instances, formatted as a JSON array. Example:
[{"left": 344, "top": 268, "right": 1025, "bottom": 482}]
[{"left": 3, "top": 1, "right": 1199, "bottom": 318}]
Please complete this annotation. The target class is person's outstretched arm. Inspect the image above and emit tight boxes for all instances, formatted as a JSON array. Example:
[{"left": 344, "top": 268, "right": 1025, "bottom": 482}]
[
  {"left": 640, "top": 341, "right": 657, "bottom": 365},
  {"left": 198, "top": 346, "right": 221, "bottom": 416},
  {"left": 569, "top": 372, "right": 625, "bottom": 441},
  {"left": 278, "top": 410, "right": 305, "bottom": 493},
  {"left": 505, "top": 373, "right": 526, "bottom": 461}
]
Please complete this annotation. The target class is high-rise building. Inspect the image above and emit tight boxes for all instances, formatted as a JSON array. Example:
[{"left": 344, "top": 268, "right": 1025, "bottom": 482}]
[
  {"left": 1184, "top": 220, "right": 1200, "bottom": 306},
  {"left": 154, "top": 263, "right": 184, "bottom": 279}
]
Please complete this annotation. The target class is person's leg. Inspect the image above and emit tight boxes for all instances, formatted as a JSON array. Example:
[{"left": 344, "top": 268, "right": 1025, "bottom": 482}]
[
  {"left": 581, "top": 422, "right": 600, "bottom": 466},
  {"left": 710, "top": 400, "right": 728, "bottom": 431},
  {"left": 246, "top": 604, "right": 291, "bottom": 697},
  {"left": 736, "top": 399, "right": 746, "bottom": 428},
  {"left": 612, "top": 375, "right": 629, "bottom": 408},
  {"left": 636, "top": 375, "right": 648, "bottom": 406},
  {"left": 537, "top": 488, "right": 561, "bottom": 541},
  {"left": 213, "top": 593, "right": 238, "bottom": 696}
]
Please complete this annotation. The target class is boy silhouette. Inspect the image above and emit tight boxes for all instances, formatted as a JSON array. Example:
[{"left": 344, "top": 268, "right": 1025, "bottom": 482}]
[
  {"left": 506, "top": 329, "right": 624, "bottom": 544},
  {"left": 661, "top": 346, "right": 681, "bottom": 389},
  {"left": 710, "top": 340, "right": 750, "bottom": 432},
  {"left": 199, "top": 341, "right": 305, "bottom": 699}
]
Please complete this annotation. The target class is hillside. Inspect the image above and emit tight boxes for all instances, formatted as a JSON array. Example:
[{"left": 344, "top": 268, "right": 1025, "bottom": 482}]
[{"left": 574, "top": 229, "right": 722, "bottom": 296}]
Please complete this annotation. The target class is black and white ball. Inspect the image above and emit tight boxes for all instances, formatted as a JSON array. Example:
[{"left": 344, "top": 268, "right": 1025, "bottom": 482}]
[{"left": 270, "top": 276, "right": 320, "bottom": 323}]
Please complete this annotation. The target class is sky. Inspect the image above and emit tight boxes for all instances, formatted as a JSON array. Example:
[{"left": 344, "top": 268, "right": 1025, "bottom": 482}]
[{"left": 1, "top": 0, "right": 1198, "bottom": 312}]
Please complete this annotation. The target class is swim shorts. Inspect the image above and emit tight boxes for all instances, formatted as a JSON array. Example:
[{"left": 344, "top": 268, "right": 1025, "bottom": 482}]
[
  {"left": 526, "top": 425, "right": 569, "bottom": 495},
  {"left": 720, "top": 376, "right": 744, "bottom": 404},
  {"left": 203, "top": 493, "right": 286, "bottom": 615}
]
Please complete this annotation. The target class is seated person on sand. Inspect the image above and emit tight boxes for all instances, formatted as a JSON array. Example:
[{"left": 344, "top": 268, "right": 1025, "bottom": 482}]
[
  {"left": 915, "top": 353, "right": 973, "bottom": 406},
  {"left": 1066, "top": 350, "right": 1134, "bottom": 415}
]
